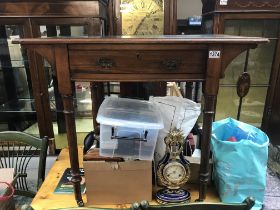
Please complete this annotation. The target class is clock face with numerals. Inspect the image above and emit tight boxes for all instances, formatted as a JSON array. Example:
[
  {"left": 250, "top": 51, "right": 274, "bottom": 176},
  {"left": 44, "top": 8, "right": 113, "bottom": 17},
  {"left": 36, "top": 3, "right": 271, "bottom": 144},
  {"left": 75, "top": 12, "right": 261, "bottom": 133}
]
[
  {"left": 121, "top": 0, "right": 164, "bottom": 35},
  {"left": 163, "top": 162, "right": 187, "bottom": 184}
]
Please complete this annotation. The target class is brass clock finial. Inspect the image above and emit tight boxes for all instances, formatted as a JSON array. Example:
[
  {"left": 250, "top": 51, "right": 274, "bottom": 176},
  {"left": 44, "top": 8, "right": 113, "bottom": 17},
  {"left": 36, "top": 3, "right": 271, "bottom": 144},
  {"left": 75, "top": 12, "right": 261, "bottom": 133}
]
[{"left": 165, "top": 128, "right": 185, "bottom": 159}]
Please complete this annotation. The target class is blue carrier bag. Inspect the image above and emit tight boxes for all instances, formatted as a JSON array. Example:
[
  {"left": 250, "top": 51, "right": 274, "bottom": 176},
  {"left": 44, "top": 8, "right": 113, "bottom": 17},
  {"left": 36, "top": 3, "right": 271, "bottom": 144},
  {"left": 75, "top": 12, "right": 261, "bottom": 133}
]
[{"left": 211, "top": 118, "right": 269, "bottom": 210}]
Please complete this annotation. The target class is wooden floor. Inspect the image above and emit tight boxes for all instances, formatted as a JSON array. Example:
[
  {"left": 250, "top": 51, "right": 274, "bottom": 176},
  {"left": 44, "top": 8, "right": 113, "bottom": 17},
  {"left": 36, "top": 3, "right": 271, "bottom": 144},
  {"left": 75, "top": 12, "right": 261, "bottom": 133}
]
[{"left": 31, "top": 147, "right": 220, "bottom": 210}]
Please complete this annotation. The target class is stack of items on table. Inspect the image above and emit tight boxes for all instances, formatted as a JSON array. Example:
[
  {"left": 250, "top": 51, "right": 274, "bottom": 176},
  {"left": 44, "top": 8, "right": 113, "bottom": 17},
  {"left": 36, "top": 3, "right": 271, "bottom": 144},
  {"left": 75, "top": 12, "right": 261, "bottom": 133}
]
[
  {"left": 83, "top": 96, "right": 201, "bottom": 205},
  {"left": 83, "top": 97, "right": 163, "bottom": 205}
]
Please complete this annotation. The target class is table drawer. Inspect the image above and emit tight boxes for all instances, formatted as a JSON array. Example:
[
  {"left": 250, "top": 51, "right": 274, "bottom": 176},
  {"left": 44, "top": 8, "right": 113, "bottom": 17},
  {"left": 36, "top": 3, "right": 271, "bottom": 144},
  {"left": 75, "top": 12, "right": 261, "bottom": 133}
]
[{"left": 69, "top": 50, "right": 206, "bottom": 74}]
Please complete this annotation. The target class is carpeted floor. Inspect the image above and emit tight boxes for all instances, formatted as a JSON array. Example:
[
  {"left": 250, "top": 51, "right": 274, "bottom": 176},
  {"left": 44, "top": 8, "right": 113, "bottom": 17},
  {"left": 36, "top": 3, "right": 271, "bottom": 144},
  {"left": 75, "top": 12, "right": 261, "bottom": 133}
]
[
  {"left": 14, "top": 180, "right": 36, "bottom": 210},
  {"left": 263, "top": 170, "right": 280, "bottom": 210},
  {"left": 14, "top": 195, "right": 33, "bottom": 210}
]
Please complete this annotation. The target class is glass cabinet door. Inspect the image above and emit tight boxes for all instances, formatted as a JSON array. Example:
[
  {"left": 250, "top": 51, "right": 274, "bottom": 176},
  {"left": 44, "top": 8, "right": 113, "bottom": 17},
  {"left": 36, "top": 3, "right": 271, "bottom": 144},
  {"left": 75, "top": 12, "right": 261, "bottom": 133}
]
[
  {"left": 215, "top": 19, "right": 279, "bottom": 126},
  {"left": 40, "top": 25, "right": 93, "bottom": 148},
  {"left": 0, "top": 25, "right": 36, "bottom": 131},
  {"left": 39, "top": 25, "right": 93, "bottom": 121},
  {"left": 0, "top": 20, "right": 105, "bottom": 149},
  {"left": 21, "top": 23, "right": 96, "bottom": 148}
]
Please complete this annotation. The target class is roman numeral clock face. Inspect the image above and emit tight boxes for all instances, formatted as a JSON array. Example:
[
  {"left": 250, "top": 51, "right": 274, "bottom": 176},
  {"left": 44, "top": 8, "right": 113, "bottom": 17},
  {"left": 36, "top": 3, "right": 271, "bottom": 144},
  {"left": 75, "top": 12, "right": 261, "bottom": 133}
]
[{"left": 121, "top": 0, "right": 164, "bottom": 35}]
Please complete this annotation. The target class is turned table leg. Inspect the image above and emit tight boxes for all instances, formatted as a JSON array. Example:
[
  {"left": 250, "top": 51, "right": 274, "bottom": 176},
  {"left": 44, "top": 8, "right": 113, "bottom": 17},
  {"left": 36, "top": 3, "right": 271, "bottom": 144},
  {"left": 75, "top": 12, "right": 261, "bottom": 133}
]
[
  {"left": 90, "top": 82, "right": 104, "bottom": 135},
  {"left": 62, "top": 94, "right": 84, "bottom": 207},
  {"left": 198, "top": 45, "right": 222, "bottom": 201},
  {"left": 198, "top": 94, "right": 216, "bottom": 201},
  {"left": 54, "top": 45, "right": 84, "bottom": 206}
]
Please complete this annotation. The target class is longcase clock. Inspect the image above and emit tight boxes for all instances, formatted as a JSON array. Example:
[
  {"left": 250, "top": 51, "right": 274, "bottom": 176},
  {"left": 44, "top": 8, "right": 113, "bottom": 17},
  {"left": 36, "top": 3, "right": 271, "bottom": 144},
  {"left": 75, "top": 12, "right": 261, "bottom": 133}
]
[{"left": 111, "top": 0, "right": 177, "bottom": 98}]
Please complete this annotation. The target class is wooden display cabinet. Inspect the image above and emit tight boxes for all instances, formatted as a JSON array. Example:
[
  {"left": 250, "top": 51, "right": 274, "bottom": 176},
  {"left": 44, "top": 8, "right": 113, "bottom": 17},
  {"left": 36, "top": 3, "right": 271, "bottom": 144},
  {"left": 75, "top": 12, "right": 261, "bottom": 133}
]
[
  {"left": 201, "top": 0, "right": 280, "bottom": 145},
  {"left": 0, "top": 0, "right": 110, "bottom": 153}
]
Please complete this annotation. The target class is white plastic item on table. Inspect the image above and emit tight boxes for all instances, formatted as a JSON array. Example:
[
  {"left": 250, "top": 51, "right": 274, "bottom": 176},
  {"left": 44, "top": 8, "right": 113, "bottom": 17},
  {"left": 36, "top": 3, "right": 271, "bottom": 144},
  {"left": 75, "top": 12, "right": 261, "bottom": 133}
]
[
  {"left": 149, "top": 96, "right": 201, "bottom": 165},
  {"left": 96, "top": 97, "right": 164, "bottom": 160}
]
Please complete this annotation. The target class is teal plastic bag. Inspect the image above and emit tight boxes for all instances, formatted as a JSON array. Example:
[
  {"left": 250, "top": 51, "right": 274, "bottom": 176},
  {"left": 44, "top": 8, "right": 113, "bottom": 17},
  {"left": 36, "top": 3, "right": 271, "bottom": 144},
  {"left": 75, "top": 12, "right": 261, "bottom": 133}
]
[{"left": 211, "top": 118, "right": 269, "bottom": 210}]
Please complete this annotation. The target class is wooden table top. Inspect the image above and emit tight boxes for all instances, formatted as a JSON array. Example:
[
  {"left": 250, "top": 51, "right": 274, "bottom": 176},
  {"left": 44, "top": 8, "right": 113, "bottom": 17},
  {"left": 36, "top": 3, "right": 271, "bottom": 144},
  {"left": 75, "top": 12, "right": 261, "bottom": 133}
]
[
  {"left": 31, "top": 147, "right": 220, "bottom": 210},
  {"left": 13, "top": 34, "right": 268, "bottom": 45}
]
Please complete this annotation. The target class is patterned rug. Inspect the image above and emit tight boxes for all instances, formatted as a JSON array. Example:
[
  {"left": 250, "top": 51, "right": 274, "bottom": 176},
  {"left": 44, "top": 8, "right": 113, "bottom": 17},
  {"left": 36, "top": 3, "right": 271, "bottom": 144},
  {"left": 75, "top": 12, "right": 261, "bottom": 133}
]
[
  {"left": 14, "top": 180, "right": 36, "bottom": 210},
  {"left": 14, "top": 195, "right": 33, "bottom": 210},
  {"left": 263, "top": 170, "right": 280, "bottom": 210}
]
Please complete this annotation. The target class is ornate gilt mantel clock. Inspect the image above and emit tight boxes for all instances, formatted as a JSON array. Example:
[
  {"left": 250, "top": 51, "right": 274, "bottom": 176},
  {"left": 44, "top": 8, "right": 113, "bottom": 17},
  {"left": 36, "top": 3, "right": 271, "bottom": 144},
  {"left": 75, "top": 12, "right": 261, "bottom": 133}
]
[{"left": 156, "top": 128, "right": 191, "bottom": 204}]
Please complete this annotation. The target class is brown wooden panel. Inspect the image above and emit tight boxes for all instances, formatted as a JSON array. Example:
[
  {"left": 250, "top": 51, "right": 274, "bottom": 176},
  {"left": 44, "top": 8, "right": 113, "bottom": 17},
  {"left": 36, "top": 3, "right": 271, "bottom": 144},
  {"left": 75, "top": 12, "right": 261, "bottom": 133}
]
[
  {"left": 202, "top": 0, "right": 216, "bottom": 14},
  {"left": 0, "top": 1, "right": 107, "bottom": 17},
  {"left": 69, "top": 50, "right": 207, "bottom": 74},
  {"left": 217, "top": 0, "right": 280, "bottom": 12},
  {"left": 14, "top": 35, "right": 269, "bottom": 45},
  {"left": 68, "top": 43, "right": 208, "bottom": 51},
  {"left": 164, "top": 0, "right": 177, "bottom": 35},
  {"left": 202, "top": 0, "right": 280, "bottom": 14},
  {"left": 71, "top": 73, "right": 204, "bottom": 82},
  {"left": 30, "top": 17, "right": 94, "bottom": 26},
  {"left": 223, "top": 13, "right": 280, "bottom": 20},
  {"left": 266, "top": 66, "right": 280, "bottom": 145}
]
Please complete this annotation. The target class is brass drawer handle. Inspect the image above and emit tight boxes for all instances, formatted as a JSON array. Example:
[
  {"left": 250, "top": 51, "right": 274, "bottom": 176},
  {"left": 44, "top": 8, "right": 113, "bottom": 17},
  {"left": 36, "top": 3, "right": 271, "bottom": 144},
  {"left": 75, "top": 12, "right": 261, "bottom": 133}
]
[
  {"left": 161, "top": 59, "right": 181, "bottom": 71},
  {"left": 97, "top": 58, "right": 114, "bottom": 68}
]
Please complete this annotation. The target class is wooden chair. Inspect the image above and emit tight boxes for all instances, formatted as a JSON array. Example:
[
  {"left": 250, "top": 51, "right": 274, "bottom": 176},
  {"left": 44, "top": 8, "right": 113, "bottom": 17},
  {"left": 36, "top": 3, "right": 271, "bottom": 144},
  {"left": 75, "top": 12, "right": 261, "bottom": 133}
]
[
  {"left": 0, "top": 131, "right": 48, "bottom": 197},
  {"left": 54, "top": 197, "right": 255, "bottom": 210}
]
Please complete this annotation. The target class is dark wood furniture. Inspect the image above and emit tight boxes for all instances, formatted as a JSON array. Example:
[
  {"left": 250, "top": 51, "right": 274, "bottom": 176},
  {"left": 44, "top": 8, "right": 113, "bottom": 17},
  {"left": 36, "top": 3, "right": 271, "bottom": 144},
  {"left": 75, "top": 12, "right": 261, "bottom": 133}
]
[
  {"left": 13, "top": 35, "right": 268, "bottom": 206},
  {"left": 201, "top": 0, "right": 280, "bottom": 144},
  {"left": 0, "top": 0, "right": 110, "bottom": 154},
  {"left": 266, "top": 64, "right": 280, "bottom": 145}
]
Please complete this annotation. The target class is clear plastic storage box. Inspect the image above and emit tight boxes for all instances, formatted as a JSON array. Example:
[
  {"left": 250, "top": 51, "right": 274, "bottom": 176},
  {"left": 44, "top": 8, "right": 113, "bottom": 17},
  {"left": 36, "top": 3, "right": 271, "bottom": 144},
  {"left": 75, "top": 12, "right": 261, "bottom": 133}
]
[{"left": 96, "top": 97, "right": 164, "bottom": 160}]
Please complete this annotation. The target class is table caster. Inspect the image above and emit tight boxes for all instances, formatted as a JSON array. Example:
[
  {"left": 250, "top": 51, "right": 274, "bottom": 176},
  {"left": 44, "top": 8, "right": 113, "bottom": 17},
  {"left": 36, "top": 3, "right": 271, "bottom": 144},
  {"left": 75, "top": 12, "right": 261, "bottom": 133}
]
[{"left": 77, "top": 200, "right": 84, "bottom": 207}]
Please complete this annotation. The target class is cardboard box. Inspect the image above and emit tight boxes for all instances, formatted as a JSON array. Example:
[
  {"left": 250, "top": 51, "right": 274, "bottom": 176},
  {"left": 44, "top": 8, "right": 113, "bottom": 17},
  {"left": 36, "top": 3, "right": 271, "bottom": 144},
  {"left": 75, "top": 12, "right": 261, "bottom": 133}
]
[{"left": 84, "top": 160, "right": 152, "bottom": 205}]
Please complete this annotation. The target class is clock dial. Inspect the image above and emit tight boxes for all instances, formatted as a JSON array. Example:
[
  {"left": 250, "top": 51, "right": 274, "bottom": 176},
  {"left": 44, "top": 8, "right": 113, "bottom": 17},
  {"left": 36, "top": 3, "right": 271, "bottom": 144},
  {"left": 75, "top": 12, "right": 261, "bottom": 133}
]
[
  {"left": 163, "top": 162, "right": 186, "bottom": 183},
  {"left": 121, "top": 0, "right": 164, "bottom": 35}
]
